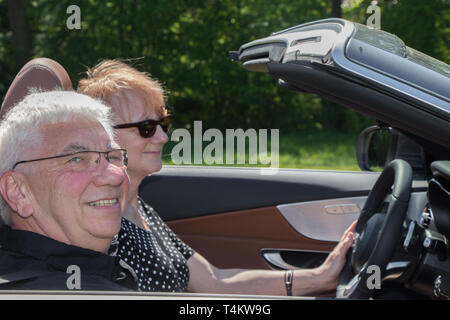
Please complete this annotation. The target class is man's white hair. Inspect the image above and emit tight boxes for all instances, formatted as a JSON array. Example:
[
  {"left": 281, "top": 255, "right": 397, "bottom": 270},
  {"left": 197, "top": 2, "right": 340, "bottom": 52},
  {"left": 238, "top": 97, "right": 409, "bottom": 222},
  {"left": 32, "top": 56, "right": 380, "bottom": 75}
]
[{"left": 0, "top": 90, "right": 115, "bottom": 225}]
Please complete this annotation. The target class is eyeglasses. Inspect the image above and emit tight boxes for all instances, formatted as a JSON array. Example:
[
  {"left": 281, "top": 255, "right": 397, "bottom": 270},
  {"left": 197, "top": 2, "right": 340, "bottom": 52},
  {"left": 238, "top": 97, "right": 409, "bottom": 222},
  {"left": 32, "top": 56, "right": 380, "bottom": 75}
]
[
  {"left": 113, "top": 115, "right": 173, "bottom": 138},
  {"left": 12, "top": 149, "right": 128, "bottom": 171}
]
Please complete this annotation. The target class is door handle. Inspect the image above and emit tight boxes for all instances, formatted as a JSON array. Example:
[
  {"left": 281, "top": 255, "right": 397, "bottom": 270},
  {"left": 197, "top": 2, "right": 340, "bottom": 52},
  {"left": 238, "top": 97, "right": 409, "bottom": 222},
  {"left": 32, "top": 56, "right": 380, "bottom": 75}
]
[
  {"left": 260, "top": 249, "right": 300, "bottom": 270},
  {"left": 260, "top": 248, "right": 329, "bottom": 270}
]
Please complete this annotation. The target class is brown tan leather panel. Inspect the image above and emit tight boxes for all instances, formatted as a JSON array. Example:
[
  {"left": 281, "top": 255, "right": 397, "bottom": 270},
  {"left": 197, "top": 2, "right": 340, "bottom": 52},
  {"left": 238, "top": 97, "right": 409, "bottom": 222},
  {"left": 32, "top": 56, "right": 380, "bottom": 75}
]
[
  {"left": 167, "top": 206, "right": 337, "bottom": 270},
  {"left": 1, "top": 57, "right": 73, "bottom": 118}
]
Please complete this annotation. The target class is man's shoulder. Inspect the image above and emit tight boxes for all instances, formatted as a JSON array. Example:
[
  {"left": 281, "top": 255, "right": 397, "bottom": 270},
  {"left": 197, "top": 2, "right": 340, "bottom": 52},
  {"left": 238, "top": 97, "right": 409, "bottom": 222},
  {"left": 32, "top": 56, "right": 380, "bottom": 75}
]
[
  {"left": 0, "top": 246, "right": 132, "bottom": 291},
  {"left": 1, "top": 273, "right": 132, "bottom": 291},
  {"left": 0, "top": 249, "right": 58, "bottom": 290}
]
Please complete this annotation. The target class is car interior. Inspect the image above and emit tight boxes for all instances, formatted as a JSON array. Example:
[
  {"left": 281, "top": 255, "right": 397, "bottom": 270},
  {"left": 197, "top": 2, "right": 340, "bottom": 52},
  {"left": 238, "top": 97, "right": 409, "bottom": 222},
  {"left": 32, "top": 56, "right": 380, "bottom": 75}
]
[{"left": 0, "top": 18, "right": 449, "bottom": 300}]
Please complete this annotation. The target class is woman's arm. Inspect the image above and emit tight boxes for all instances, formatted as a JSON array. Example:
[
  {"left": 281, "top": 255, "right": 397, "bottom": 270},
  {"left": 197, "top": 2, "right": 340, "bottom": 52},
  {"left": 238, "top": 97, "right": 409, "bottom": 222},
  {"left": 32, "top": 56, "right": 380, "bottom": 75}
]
[{"left": 187, "top": 221, "right": 355, "bottom": 296}]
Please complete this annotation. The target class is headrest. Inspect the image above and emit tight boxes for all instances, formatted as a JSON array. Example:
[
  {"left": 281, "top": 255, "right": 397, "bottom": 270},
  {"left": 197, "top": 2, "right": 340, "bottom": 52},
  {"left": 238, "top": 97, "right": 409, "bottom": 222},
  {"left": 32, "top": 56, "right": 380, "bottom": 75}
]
[{"left": 0, "top": 58, "right": 73, "bottom": 119}]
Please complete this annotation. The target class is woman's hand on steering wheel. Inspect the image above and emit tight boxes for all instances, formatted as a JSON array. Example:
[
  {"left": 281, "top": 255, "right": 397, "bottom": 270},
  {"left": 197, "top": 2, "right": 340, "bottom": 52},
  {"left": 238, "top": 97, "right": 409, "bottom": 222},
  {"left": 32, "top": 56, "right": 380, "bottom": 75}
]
[
  {"left": 336, "top": 159, "right": 413, "bottom": 299},
  {"left": 314, "top": 220, "right": 357, "bottom": 292}
]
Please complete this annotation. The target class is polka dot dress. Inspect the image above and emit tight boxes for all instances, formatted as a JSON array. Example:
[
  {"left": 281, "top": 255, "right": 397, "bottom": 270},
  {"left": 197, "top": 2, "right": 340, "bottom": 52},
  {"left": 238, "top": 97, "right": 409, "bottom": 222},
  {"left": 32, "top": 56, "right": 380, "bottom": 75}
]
[{"left": 116, "top": 197, "right": 194, "bottom": 292}]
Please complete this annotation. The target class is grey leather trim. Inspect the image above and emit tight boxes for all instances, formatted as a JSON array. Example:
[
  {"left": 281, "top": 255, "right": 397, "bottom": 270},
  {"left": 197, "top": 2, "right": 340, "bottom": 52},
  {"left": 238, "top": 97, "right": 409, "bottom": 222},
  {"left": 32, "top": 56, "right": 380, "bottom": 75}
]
[
  {"left": 277, "top": 192, "right": 428, "bottom": 242},
  {"left": 277, "top": 196, "right": 366, "bottom": 242}
]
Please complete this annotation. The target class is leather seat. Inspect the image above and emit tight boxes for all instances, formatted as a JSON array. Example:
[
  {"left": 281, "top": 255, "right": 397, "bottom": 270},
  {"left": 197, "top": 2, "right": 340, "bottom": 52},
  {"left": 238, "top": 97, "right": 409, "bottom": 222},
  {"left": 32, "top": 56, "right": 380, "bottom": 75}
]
[
  {"left": 1, "top": 57, "right": 73, "bottom": 119},
  {"left": 0, "top": 58, "right": 72, "bottom": 225}
]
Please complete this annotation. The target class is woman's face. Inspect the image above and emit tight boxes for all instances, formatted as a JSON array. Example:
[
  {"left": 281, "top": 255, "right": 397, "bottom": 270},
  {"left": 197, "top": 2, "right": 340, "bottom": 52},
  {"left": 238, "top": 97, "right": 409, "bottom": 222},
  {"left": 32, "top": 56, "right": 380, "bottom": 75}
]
[{"left": 110, "top": 89, "right": 168, "bottom": 182}]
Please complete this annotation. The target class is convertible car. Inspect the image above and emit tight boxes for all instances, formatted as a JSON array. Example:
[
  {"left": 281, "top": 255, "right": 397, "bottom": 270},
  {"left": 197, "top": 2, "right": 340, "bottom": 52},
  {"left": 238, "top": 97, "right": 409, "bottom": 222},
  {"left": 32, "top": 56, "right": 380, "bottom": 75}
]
[
  {"left": 155, "top": 18, "right": 450, "bottom": 300},
  {"left": 1, "top": 18, "right": 449, "bottom": 300}
]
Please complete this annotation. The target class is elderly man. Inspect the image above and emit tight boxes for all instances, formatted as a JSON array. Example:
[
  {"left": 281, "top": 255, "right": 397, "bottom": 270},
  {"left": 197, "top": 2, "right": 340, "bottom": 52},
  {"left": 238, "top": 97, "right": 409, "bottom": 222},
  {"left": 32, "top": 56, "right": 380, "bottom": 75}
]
[{"left": 0, "top": 90, "right": 137, "bottom": 290}]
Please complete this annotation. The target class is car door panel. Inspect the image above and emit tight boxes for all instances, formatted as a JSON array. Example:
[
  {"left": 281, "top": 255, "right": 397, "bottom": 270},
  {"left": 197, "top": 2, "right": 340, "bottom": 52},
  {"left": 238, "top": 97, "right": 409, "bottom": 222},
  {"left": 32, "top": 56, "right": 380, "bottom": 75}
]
[
  {"left": 139, "top": 166, "right": 427, "bottom": 270},
  {"left": 166, "top": 206, "right": 336, "bottom": 270},
  {"left": 139, "top": 166, "right": 381, "bottom": 221}
]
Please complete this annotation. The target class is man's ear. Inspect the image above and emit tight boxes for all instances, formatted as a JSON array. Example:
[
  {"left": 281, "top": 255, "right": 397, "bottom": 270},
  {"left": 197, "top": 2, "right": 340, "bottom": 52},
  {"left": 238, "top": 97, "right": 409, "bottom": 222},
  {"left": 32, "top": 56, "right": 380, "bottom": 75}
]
[{"left": 0, "top": 172, "right": 34, "bottom": 218}]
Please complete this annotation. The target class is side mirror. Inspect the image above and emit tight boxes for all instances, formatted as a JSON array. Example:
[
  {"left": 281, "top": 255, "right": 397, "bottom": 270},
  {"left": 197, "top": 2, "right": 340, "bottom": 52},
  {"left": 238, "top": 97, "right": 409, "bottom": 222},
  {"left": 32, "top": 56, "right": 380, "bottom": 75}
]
[
  {"left": 356, "top": 126, "right": 394, "bottom": 171},
  {"left": 356, "top": 126, "right": 425, "bottom": 175}
]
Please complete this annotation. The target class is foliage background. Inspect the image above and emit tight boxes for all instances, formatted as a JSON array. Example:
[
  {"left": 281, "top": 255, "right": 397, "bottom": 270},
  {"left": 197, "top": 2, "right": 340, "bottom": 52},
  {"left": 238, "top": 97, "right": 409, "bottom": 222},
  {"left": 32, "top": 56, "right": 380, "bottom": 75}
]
[{"left": 0, "top": 0, "right": 448, "bottom": 160}]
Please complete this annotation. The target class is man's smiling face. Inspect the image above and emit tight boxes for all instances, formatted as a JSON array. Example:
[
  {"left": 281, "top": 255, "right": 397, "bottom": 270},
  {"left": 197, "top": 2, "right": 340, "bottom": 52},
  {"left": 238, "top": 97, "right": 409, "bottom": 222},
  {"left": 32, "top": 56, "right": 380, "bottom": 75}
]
[{"left": 21, "top": 117, "right": 129, "bottom": 252}]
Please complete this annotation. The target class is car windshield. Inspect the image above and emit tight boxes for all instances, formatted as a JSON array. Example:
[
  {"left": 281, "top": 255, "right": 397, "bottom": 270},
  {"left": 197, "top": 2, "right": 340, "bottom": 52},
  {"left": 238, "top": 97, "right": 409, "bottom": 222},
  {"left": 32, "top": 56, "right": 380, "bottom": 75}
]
[
  {"left": 353, "top": 24, "right": 450, "bottom": 79},
  {"left": 406, "top": 46, "right": 450, "bottom": 78},
  {"left": 349, "top": 23, "right": 450, "bottom": 103},
  {"left": 353, "top": 23, "right": 407, "bottom": 57}
]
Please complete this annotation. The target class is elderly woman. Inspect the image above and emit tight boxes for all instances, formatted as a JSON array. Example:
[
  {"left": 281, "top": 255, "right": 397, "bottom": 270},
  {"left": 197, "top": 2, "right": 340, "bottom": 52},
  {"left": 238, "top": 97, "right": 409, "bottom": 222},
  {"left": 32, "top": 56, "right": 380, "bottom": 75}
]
[{"left": 78, "top": 60, "right": 355, "bottom": 296}]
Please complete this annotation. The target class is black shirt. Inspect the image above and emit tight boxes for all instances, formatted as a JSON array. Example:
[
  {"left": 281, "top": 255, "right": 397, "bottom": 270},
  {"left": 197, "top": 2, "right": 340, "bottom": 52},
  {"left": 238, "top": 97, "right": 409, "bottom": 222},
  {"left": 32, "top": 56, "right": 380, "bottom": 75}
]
[
  {"left": 117, "top": 198, "right": 194, "bottom": 292},
  {"left": 0, "top": 225, "right": 138, "bottom": 291}
]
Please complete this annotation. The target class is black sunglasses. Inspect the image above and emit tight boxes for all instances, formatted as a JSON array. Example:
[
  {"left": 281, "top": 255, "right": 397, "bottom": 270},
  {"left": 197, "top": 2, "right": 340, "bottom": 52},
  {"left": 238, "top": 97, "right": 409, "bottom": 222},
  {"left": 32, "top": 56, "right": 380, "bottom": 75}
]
[{"left": 113, "top": 115, "right": 173, "bottom": 138}]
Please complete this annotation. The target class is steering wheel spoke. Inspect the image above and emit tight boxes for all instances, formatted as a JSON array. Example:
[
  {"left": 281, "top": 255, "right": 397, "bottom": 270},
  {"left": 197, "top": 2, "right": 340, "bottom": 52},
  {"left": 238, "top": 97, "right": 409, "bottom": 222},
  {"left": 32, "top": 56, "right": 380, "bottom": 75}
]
[
  {"left": 341, "top": 263, "right": 368, "bottom": 297},
  {"left": 383, "top": 261, "right": 411, "bottom": 281}
]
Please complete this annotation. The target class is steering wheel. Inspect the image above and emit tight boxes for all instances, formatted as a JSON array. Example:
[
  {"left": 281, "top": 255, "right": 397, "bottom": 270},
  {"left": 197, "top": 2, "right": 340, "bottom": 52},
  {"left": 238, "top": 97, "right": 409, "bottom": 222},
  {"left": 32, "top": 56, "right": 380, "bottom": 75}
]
[{"left": 336, "top": 159, "right": 413, "bottom": 299}]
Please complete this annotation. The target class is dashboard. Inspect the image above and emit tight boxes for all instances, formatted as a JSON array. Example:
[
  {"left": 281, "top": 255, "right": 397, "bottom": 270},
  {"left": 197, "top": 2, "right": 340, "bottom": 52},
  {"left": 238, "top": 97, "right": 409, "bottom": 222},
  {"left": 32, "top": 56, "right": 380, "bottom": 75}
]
[{"left": 397, "top": 161, "right": 450, "bottom": 299}]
